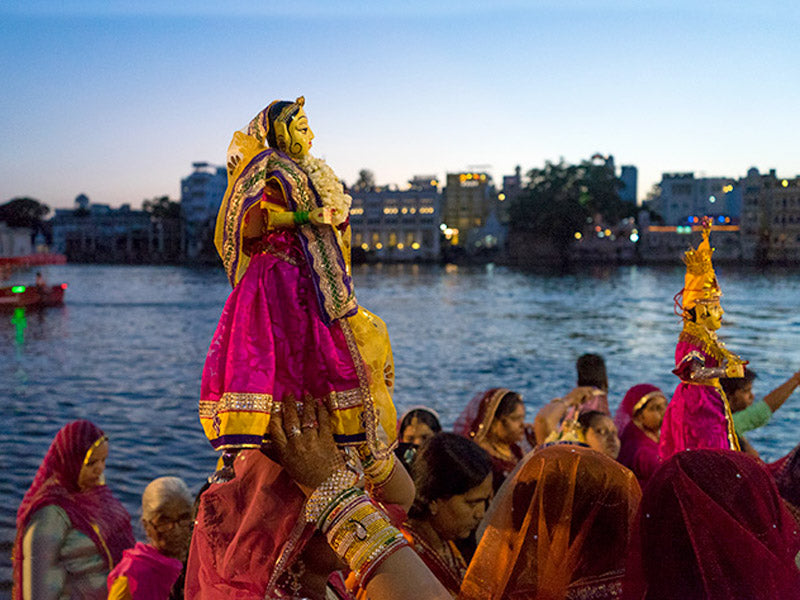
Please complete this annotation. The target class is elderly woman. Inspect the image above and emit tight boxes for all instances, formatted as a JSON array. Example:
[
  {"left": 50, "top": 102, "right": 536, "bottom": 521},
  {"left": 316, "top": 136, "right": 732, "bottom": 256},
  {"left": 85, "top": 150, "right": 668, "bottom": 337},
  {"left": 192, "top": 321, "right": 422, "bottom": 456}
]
[
  {"left": 454, "top": 388, "right": 530, "bottom": 491},
  {"left": 624, "top": 449, "right": 800, "bottom": 599},
  {"left": 614, "top": 384, "right": 667, "bottom": 485},
  {"left": 108, "top": 477, "right": 193, "bottom": 599},
  {"left": 13, "top": 420, "right": 134, "bottom": 600},
  {"left": 461, "top": 445, "right": 642, "bottom": 600},
  {"left": 402, "top": 433, "right": 493, "bottom": 596}
]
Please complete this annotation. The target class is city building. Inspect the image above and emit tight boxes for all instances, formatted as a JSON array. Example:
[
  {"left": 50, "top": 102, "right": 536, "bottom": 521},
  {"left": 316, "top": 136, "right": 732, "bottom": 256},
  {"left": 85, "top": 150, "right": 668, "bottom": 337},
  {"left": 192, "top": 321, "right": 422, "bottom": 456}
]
[
  {"left": 619, "top": 165, "right": 638, "bottom": 205},
  {"left": 442, "top": 171, "right": 496, "bottom": 246},
  {"left": 51, "top": 195, "right": 177, "bottom": 263},
  {"left": 740, "top": 168, "right": 800, "bottom": 262},
  {"left": 646, "top": 172, "right": 739, "bottom": 226},
  {"left": 0, "top": 222, "right": 33, "bottom": 257},
  {"left": 181, "top": 162, "right": 227, "bottom": 260},
  {"left": 348, "top": 176, "right": 441, "bottom": 261}
]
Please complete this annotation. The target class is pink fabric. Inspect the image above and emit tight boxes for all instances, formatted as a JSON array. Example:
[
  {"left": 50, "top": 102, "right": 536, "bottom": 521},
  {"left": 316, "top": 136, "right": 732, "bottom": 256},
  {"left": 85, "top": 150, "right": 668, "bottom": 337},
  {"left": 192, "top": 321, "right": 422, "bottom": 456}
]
[
  {"left": 201, "top": 234, "right": 366, "bottom": 448},
  {"left": 108, "top": 542, "right": 183, "bottom": 599},
  {"left": 13, "top": 420, "right": 134, "bottom": 600},
  {"left": 184, "top": 449, "right": 312, "bottom": 599},
  {"left": 659, "top": 340, "right": 730, "bottom": 460},
  {"left": 613, "top": 384, "right": 662, "bottom": 434}
]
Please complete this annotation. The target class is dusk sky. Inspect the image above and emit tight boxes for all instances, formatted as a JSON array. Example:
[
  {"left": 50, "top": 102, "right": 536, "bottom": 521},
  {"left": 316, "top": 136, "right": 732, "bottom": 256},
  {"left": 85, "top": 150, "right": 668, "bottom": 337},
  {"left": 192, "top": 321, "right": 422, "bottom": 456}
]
[{"left": 2, "top": 1, "right": 798, "bottom": 210}]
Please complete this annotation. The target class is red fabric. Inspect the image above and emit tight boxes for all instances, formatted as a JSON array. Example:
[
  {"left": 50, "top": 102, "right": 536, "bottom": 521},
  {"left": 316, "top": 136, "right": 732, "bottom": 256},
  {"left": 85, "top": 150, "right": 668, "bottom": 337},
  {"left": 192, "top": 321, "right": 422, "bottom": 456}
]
[
  {"left": 108, "top": 542, "right": 183, "bottom": 599},
  {"left": 616, "top": 424, "right": 660, "bottom": 487},
  {"left": 13, "top": 420, "right": 134, "bottom": 600},
  {"left": 769, "top": 442, "right": 800, "bottom": 509},
  {"left": 453, "top": 388, "right": 510, "bottom": 442},
  {"left": 185, "top": 449, "right": 313, "bottom": 599},
  {"left": 623, "top": 449, "right": 800, "bottom": 600}
]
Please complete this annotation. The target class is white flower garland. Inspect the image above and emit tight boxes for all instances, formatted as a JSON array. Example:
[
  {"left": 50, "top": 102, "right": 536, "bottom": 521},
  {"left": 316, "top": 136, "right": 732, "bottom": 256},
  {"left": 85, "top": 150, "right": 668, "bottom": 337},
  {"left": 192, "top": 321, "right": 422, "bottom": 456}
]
[{"left": 297, "top": 154, "right": 352, "bottom": 218}]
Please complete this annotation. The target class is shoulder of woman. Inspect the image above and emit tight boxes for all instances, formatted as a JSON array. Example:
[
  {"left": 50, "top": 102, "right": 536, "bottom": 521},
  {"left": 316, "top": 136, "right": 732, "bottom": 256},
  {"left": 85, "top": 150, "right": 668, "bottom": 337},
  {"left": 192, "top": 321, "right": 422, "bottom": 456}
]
[{"left": 27, "top": 504, "right": 71, "bottom": 531}]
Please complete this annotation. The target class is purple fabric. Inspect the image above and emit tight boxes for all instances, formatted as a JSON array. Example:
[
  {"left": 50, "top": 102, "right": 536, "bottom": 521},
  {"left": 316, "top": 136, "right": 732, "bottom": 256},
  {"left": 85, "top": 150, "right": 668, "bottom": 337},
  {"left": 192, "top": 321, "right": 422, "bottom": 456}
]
[
  {"left": 659, "top": 340, "right": 731, "bottom": 461},
  {"left": 618, "top": 423, "right": 660, "bottom": 486},
  {"left": 108, "top": 542, "right": 183, "bottom": 599}
]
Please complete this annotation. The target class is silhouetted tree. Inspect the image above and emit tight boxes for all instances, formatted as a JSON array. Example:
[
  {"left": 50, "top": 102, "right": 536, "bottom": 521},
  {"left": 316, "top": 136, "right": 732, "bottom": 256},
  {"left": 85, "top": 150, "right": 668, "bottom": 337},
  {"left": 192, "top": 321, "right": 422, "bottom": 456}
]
[
  {"left": 353, "top": 169, "right": 376, "bottom": 191},
  {"left": 142, "top": 195, "right": 181, "bottom": 219},
  {"left": 0, "top": 197, "right": 50, "bottom": 229},
  {"left": 509, "top": 157, "right": 635, "bottom": 249}
]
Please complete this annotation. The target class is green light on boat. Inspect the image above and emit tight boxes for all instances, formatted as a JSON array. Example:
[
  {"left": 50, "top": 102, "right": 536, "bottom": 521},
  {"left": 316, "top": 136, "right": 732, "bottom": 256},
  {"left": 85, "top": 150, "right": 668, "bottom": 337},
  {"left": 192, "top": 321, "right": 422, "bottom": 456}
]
[{"left": 12, "top": 286, "right": 26, "bottom": 293}]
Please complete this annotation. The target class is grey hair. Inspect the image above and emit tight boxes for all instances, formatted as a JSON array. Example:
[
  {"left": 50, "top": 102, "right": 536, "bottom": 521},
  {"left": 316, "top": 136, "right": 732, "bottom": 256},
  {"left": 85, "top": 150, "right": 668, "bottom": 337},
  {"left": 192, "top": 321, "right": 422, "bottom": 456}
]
[{"left": 141, "top": 476, "right": 192, "bottom": 520}]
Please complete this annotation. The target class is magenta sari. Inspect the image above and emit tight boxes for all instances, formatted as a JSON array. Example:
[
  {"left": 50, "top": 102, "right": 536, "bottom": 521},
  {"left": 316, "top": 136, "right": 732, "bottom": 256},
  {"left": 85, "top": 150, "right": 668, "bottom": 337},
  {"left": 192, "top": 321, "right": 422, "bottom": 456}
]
[
  {"left": 659, "top": 339, "right": 737, "bottom": 461},
  {"left": 615, "top": 385, "right": 663, "bottom": 485}
]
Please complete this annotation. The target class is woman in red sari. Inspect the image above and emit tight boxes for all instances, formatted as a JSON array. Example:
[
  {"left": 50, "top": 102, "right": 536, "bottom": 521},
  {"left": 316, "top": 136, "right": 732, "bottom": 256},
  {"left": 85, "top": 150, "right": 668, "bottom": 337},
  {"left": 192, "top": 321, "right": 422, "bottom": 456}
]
[
  {"left": 13, "top": 420, "right": 134, "bottom": 600},
  {"left": 614, "top": 384, "right": 667, "bottom": 485},
  {"left": 624, "top": 449, "right": 800, "bottom": 600},
  {"left": 454, "top": 388, "right": 529, "bottom": 491},
  {"left": 460, "top": 445, "right": 642, "bottom": 600},
  {"left": 402, "top": 433, "right": 493, "bottom": 596}
]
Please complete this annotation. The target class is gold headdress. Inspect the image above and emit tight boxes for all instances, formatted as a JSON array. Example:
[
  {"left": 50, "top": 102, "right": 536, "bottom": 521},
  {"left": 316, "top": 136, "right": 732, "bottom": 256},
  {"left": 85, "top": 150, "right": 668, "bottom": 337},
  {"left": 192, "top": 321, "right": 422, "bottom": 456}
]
[{"left": 675, "top": 216, "right": 721, "bottom": 317}]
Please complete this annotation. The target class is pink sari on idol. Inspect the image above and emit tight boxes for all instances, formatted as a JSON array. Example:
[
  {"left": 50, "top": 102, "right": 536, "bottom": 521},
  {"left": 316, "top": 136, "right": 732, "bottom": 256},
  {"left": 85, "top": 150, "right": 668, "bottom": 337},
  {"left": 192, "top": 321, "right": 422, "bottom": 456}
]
[
  {"left": 200, "top": 110, "right": 396, "bottom": 453},
  {"left": 659, "top": 326, "right": 739, "bottom": 461}
]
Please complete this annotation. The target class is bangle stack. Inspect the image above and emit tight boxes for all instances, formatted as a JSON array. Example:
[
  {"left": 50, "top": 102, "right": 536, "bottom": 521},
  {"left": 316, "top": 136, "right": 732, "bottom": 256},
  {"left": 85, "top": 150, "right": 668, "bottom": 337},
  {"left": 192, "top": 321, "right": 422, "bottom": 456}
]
[
  {"left": 358, "top": 448, "right": 397, "bottom": 488},
  {"left": 319, "top": 488, "right": 408, "bottom": 586},
  {"left": 293, "top": 210, "right": 310, "bottom": 225},
  {"left": 304, "top": 467, "right": 360, "bottom": 524}
]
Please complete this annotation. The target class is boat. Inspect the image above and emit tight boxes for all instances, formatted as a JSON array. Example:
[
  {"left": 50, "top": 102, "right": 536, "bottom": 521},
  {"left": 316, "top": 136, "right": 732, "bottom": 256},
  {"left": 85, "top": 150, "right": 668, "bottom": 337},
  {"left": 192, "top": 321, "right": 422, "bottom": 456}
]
[{"left": 0, "top": 283, "right": 67, "bottom": 309}]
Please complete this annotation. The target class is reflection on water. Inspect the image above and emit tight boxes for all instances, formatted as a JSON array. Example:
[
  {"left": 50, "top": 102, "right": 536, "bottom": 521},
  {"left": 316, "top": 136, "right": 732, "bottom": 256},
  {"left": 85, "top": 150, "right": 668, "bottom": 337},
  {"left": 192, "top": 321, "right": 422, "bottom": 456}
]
[{"left": 1, "top": 263, "right": 799, "bottom": 587}]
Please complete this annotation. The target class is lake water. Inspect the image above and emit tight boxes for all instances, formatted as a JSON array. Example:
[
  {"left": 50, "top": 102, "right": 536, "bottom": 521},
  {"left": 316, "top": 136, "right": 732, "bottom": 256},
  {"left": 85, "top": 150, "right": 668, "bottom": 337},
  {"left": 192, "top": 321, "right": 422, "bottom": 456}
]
[{"left": 1, "top": 262, "right": 799, "bottom": 590}]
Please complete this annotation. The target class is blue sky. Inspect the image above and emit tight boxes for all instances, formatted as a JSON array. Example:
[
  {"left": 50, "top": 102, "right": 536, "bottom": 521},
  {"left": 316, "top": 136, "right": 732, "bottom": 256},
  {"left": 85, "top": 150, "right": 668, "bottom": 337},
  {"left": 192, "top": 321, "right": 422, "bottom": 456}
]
[{"left": 1, "top": 1, "right": 798, "bottom": 209}]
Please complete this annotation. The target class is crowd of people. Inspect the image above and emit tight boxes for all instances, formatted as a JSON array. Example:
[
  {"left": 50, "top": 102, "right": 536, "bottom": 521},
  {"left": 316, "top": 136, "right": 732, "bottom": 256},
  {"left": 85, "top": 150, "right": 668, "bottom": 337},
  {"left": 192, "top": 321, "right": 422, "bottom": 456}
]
[
  {"left": 12, "top": 98, "right": 800, "bottom": 599},
  {"left": 13, "top": 354, "right": 800, "bottom": 599}
]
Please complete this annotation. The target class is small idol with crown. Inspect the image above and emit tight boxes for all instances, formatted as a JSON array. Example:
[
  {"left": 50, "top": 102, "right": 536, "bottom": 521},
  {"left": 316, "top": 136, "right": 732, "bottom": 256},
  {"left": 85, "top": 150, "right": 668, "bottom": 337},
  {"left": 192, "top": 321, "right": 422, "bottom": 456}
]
[{"left": 659, "top": 217, "right": 747, "bottom": 459}]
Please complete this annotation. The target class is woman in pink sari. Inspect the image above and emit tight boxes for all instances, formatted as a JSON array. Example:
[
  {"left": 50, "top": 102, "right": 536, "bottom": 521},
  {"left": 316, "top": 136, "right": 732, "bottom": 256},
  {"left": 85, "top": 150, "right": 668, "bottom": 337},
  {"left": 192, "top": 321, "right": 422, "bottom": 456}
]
[
  {"left": 13, "top": 420, "right": 134, "bottom": 600},
  {"left": 614, "top": 384, "right": 667, "bottom": 485},
  {"left": 624, "top": 449, "right": 800, "bottom": 600}
]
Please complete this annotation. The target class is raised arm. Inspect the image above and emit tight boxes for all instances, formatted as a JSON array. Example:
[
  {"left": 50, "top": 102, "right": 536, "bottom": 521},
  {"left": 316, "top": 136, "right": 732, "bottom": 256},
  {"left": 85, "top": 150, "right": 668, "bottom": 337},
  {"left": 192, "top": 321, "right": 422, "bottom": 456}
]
[{"left": 762, "top": 369, "right": 800, "bottom": 413}]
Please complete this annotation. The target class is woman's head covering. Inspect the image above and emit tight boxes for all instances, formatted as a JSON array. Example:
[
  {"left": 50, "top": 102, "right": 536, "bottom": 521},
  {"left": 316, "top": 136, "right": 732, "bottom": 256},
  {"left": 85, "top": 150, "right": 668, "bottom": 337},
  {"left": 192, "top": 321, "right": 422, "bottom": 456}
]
[
  {"left": 614, "top": 384, "right": 664, "bottom": 434},
  {"left": 461, "top": 445, "right": 642, "bottom": 600},
  {"left": 185, "top": 449, "right": 313, "bottom": 599},
  {"left": 13, "top": 420, "right": 134, "bottom": 600},
  {"left": 624, "top": 449, "right": 800, "bottom": 600},
  {"left": 397, "top": 406, "right": 442, "bottom": 437},
  {"left": 453, "top": 388, "right": 518, "bottom": 444}
]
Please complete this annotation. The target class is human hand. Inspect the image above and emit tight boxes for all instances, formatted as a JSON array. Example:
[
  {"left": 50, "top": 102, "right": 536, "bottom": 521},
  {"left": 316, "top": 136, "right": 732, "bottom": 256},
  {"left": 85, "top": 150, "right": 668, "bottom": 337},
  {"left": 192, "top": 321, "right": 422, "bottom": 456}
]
[
  {"left": 309, "top": 207, "right": 334, "bottom": 226},
  {"left": 268, "top": 393, "right": 342, "bottom": 492},
  {"left": 562, "top": 386, "right": 597, "bottom": 407}
]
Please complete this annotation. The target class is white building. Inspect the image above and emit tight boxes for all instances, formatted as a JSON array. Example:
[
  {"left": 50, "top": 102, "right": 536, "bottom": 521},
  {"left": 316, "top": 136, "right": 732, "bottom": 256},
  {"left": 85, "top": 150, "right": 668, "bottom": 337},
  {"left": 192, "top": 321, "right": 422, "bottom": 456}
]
[{"left": 181, "top": 162, "right": 227, "bottom": 259}]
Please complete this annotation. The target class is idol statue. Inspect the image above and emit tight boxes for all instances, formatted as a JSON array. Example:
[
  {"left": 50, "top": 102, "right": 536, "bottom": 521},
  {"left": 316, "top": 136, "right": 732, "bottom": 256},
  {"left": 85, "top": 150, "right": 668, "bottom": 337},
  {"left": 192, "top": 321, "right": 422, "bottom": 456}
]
[
  {"left": 659, "top": 217, "right": 746, "bottom": 459},
  {"left": 200, "top": 97, "right": 397, "bottom": 458}
]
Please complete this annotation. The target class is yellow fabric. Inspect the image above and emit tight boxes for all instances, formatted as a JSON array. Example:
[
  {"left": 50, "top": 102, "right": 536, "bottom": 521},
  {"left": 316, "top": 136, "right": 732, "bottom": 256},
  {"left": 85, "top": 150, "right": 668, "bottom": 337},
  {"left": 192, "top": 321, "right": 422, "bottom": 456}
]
[
  {"left": 346, "top": 307, "right": 397, "bottom": 445},
  {"left": 215, "top": 131, "right": 267, "bottom": 286},
  {"left": 107, "top": 575, "right": 133, "bottom": 600}
]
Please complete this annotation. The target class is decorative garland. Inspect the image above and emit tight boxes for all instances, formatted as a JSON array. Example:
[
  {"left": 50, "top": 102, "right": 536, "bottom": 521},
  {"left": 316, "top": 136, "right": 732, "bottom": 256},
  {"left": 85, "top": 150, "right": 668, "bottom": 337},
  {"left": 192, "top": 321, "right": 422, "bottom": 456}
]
[{"left": 297, "top": 154, "right": 352, "bottom": 220}]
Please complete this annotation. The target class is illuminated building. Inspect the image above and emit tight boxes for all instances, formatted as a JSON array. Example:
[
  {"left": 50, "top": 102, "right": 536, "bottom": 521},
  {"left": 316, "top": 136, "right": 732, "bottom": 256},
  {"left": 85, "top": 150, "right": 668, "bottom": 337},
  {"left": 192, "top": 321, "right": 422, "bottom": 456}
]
[
  {"left": 442, "top": 171, "right": 495, "bottom": 246},
  {"left": 348, "top": 176, "right": 441, "bottom": 261},
  {"left": 646, "top": 173, "right": 740, "bottom": 226},
  {"left": 740, "top": 168, "right": 800, "bottom": 262}
]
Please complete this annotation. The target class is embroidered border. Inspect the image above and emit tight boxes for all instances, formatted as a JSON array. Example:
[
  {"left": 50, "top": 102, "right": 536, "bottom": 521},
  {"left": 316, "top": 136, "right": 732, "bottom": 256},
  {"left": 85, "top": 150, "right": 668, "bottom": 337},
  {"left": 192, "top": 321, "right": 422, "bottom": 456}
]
[{"left": 198, "top": 392, "right": 274, "bottom": 418}]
